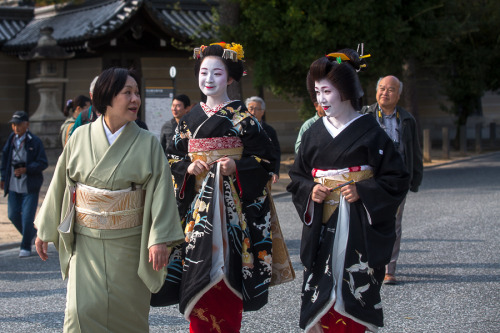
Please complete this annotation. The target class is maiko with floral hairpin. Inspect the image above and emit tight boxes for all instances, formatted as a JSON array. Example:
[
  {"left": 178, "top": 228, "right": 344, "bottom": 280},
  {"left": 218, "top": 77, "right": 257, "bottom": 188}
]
[
  {"left": 155, "top": 42, "right": 279, "bottom": 332},
  {"left": 287, "top": 47, "right": 409, "bottom": 332}
]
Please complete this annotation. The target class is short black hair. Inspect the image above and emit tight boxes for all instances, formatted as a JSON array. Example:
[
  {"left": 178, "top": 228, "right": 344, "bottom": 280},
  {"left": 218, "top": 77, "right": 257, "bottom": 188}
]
[
  {"left": 64, "top": 95, "right": 91, "bottom": 117},
  {"left": 306, "top": 49, "right": 366, "bottom": 110},
  {"left": 194, "top": 44, "right": 244, "bottom": 82},
  {"left": 92, "top": 67, "right": 140, "bottom": 115},
  {"left": 173, "top": 94, "right": 191, "bottom": 108}
]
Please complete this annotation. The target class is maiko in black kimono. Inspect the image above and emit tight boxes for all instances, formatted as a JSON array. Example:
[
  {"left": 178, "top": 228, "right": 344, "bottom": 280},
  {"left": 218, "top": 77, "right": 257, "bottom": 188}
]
[
  {"left": 154, "top": 100, "right": 276, "bottom": 318},
  {"left": 288, "top": 114, "right": 409, "bottom": 332}
]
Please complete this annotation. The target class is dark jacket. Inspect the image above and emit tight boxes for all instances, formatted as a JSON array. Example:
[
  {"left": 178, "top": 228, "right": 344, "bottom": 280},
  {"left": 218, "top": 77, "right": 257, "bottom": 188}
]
[
  {"left": 261, "top": 121, "right": 281, "bottom": 175},
  {"left": 160, "top": 118, "right": 177, "bottom": 154},
  {"left": 1, "top": 130, "right": 48, "bottom": 196},
  {"left": 362, "top": 103, "right": 423, "bottom": 192}
]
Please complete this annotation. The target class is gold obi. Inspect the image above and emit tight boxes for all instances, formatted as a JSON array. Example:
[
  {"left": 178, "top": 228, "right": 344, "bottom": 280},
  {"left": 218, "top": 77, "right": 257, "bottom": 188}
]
[
  {"left": 74, "top": 183, "right": 145, "bottom": 230},
  {"left": 314, "top": 169, "right": 374, "bottom": 224},
  {"left": 188, "top": 137, "right": 243, "bottom": 191}
]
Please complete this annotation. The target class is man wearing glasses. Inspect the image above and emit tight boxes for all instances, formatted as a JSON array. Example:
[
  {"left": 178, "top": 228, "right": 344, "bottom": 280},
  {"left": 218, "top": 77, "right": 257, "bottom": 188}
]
[{"left": 362, "top": 75, "right": 423, "bottom": 285}]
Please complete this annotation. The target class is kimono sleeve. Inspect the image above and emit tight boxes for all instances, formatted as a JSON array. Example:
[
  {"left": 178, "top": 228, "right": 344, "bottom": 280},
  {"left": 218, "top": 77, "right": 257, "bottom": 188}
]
[
  {"left": 287, "top": 132, "right": 318, "bottom": 224},
  {"left": 145, "top": 138, "right": 185, "bottom": 248},
  {"left": 234, "top": 116, "right": 275, "bottom": 201},
  {"left": 355, "top": 129, "right": 410, "bottom": 225},
  {"left": 354, "top": 129, "right": 410, "bottom": 267},
  {"left": 34, "top": 139, "right": 71, "bottom": 245}
]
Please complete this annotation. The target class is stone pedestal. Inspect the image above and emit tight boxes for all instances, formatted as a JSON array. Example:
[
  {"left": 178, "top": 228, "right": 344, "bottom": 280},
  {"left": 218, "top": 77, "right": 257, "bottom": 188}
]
[
  {"left": 27, "top": 77, "right": 67, "bottom": 163},
  {"left": 29, "top": 119, "right": 63, "bottom": 163}
]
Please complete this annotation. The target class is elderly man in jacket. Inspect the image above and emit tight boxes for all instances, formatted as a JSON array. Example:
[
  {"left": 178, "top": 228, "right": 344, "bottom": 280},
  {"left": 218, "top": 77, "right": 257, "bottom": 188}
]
[
  {"left": 362, "top": 75, "right": 423, "bottom": 285},
  {"left": 1, "top": 111, "right": 48, "bottom": 257}
]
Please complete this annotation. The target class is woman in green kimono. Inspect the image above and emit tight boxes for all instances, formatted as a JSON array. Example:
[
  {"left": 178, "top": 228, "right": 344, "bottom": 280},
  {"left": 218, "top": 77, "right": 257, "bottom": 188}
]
[{"left": 34, "top": 67, "right": 185, "bottom": 333}]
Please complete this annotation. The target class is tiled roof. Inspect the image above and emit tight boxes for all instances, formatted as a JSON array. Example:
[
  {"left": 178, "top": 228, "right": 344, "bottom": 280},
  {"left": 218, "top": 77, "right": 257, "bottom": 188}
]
[
  {"left": 0, "top": 7, "right": 33, "bottom": 45},
  {"left": 1, "top": 0, "right": 216, "bottom": 53},
  {"left": 3, "top": 0, "right": 140, "bottom": 52},
  {"left": 150, "top": 1, "right": 216, "bottom": 40}
]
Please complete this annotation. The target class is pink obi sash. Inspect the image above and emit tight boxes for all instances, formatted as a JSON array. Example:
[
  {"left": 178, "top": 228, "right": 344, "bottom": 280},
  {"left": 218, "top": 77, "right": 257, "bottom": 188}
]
[
  {"left": 183, "top": 137, "right": 244, "bottom": 194},
  {"left": 188, "top": 137, "right": 243, "bottom": 153}
]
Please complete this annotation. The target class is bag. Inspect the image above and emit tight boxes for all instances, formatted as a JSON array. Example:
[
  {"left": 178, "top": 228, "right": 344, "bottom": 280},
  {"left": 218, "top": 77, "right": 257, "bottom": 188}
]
[{"left": 267, "top": 183, "right": 295, "bottom": 286}]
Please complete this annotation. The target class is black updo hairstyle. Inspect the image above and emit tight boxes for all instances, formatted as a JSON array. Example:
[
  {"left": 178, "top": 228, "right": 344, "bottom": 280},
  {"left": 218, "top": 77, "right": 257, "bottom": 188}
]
[
  {"left": 306, "top": 48, "right": 366, "bottom": 110},
  {"left": 63, "top": 95, "right": 91, "bottom": 117},
  {"left": 92, "top": 67, "right": 141, "bottom": 115},
  {"left": 194, "top": 44, "right": 245, "bottom": 82}
]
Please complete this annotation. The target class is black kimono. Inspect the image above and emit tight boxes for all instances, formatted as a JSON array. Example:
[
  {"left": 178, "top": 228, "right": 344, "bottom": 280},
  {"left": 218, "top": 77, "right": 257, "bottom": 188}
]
[
  {"left": 154, "top": 100, "right": 276, "bottom": 317},
  {"left": 287, "top": 115, "right": 409, "bottom": 331}
]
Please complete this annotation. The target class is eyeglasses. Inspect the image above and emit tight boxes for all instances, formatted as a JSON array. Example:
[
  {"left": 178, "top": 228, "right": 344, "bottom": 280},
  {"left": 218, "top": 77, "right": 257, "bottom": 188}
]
[{"left": 247, "top": 107, "right": 263, "bottom": 112}]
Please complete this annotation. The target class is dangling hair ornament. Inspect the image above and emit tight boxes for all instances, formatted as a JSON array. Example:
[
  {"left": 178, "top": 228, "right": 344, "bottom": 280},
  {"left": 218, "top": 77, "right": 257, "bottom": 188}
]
[
  {"left": 193, "top": 45, "right": 207, "bottom": 59},
  {"left": 193, "top": 42, "right": 244, "bottom": 62},
  {"left": 356, "top": 42, "right": 371, "bottom": 71}
]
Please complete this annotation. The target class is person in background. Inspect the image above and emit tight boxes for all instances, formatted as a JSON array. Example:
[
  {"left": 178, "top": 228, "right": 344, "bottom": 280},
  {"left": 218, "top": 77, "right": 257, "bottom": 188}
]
[
  {"left": 60, "top": 95, "right": 91, "bottom": 147},
  {"left": 70, "top": 76, "right": 99, "bottom": 136},
  {"left": 287, "top": 49, "right": 409, "bottom": 332},
  {"left": 34, "top": 67, "right": 184, "bottom": 332},
  {"left": 1, "top": 111, "right": 48, "bottom": 257},
  {"left": 160, "top": 94, "right": 191, "bottom": 154},
  {"left": 361, "top": 75, "right": 423, "bottom": 285},
  {"left": 245, "top": 96, "right": 281, "bottom": 183},
  {"left": 294, "top": 102, "right": 326, "bottom": 155}
]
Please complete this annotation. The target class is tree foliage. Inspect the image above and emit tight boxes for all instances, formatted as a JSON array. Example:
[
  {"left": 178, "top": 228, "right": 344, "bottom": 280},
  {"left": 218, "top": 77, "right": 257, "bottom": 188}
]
[{"left": 220, "top": 0, "right": 499, "bottom": 126}]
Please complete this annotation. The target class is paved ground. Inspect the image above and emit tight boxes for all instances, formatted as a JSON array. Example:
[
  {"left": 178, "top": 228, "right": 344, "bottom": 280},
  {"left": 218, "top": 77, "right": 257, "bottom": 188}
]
[{"left": 1, "top": 150, "right": 499, "bottom": 332}]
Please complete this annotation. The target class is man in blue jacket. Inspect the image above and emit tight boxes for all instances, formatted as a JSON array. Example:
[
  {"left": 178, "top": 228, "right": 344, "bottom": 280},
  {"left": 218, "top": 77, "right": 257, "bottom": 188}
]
[{"left": 1, "top": 111, "right": 48, "bottom": 257}]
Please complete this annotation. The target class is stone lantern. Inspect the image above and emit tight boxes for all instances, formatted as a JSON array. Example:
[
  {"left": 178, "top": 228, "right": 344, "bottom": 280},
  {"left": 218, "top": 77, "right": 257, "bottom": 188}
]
[{"left": 20, "top": 26, "right": 74, "bottom": 160}]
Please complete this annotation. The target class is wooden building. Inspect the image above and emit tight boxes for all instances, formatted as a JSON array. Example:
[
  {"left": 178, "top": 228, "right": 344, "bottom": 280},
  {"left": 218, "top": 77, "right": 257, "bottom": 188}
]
[{"left": 0, "top": 0, "right": 497, "bottom": 157}]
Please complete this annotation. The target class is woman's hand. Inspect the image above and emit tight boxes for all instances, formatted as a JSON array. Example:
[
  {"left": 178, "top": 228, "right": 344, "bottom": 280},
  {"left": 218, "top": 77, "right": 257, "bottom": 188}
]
[
  {"left": 149, "top": 244, "right": 171, "bottom": 271},
  {"left": 340, "top": 184, "right": 359, "bottom": 203},
  {"left": 272, "top": 174, "right": 279, "bottom": 184},
  {"left": 187, "top": 160, "right": 209, "bottom": 176},
  {"left": 218, "top": 157, "right": 236, "bottom": 176},
  {"left": 311, "top": 184, "right": 331, "bottom": 204},
  {"left": 35, "top": 236, "right": 49, "bottom": 261}
]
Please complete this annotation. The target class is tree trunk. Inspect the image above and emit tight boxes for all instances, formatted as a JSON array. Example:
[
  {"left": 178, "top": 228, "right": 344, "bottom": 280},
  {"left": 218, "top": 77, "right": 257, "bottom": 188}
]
[
  {"left": 219, "top": 0, "right": 242, "bottom": 100},
  {"left": 403, "top": 57, "right": 421, "bottom": 143}
]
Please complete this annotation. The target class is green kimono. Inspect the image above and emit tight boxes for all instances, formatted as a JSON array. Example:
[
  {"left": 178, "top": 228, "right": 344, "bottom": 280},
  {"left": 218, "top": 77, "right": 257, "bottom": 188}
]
[{"left": 35, "top": 119, "right": 184, "bottom": 332}]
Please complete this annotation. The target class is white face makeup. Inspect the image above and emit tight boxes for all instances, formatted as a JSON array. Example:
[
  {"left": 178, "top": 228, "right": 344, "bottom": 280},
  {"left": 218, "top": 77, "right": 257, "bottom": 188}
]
[
  {"left": 198, "top": 56, "right": 231, "bottom": 100},
  {"left": 315, "top": 78, "right": 344, "bottom": 118}
]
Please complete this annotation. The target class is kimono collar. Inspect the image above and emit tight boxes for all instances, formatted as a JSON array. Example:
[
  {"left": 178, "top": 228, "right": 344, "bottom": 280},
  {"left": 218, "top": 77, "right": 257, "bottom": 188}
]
[
  {"left": 201, "top": 100, "right": 236, "bottom": 116},
  {"left": 102, "top": 117, "right": 127, "bottom": 145},
  {"left": 88, "top": 119, "right": 141, "bottom": 188}
]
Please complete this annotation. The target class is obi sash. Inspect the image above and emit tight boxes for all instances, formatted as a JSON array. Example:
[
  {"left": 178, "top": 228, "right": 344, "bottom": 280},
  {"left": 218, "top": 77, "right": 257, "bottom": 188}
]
[
  {"left": 75, "top": 183, "right": 145, "bottom": 230},
  {"left": 188, "top": 137, "right": 243, "bottom": 191},
  {"left": 313, "top": 165, "right": 374, "bottom": 224}
]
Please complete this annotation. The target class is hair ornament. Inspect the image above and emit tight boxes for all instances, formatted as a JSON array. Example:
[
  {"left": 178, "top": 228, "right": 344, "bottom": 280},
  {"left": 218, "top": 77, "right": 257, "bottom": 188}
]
[
  {"left": 193, "top": 42, "right": 244, "bottom": 62},
  {"left": 66, "top": 99, "right": 73, "bottom": 107},
  {"left": 326, "top": 52, "right": 351, "bottom": 61},
  {"left": 356, "top": 42, "right": 371, "bottom": 70}
]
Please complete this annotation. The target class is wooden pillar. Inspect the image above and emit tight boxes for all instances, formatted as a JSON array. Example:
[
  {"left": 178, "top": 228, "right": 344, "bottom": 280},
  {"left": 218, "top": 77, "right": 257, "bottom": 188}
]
[
  {"left": 442, "top": 127, "right": 450, "bottom": 160},
  {"left": 459, "top": 125, "right": 467, "bottom": 155},
  {"left": 475, "top": 123, "right": 482, "bottom": 153},
  {"left": 423, "top": 129, "right": 431, "bottom": 163}
]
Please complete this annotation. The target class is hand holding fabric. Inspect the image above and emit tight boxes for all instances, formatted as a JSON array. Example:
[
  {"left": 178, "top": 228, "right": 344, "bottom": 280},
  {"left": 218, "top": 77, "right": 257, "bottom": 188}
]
[
  {"left": 218, "top": 157, "right": 236, "bottom": 176},
  {"left": 311, "top": 184, "right": 330, "bottom": 203},
  {"left": 340, "top": 184, "right": 359, "bottom": 203},
  {"left": 187, "top": 160, "right": 209, "bottom": 176}
]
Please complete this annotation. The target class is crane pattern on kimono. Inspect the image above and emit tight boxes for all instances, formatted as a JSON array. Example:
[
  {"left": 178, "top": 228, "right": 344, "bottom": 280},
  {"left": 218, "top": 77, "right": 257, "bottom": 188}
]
[
  {"left": 344, "top": 272, "right": 370, "bottom": 307},
  {"left": 345, "top": 250, "right": 377, "bottom": 284}
]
